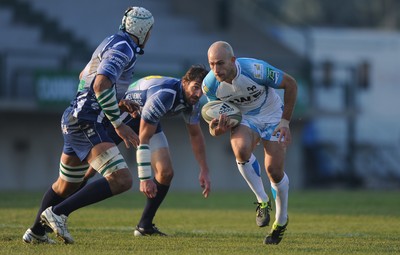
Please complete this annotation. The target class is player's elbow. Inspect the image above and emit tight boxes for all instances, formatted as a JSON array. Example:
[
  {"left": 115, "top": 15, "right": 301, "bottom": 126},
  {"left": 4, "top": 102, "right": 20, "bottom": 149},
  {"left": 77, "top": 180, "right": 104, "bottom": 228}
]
[
  {"left": 284, "top": 74, "right": 297, "bottom": 88},
  {"left": 93, "top": 74, "right": 113, "bottom": 93},
  {"left": 281, "top": 74, "right": 297, "bottom": 96}
]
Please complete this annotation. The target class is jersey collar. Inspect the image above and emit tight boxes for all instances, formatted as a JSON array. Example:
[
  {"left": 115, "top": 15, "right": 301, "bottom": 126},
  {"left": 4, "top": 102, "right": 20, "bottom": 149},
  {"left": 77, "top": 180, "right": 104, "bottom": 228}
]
[{"left": 118, "top": 30, "right": 144, "bottom": 55}]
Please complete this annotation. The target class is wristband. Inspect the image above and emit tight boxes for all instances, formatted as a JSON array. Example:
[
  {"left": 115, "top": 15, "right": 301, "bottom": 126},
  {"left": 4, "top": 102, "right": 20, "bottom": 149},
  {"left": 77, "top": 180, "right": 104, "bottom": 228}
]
[
  {"left": 96, "top": 87, "right": 122, "bottom": 128},
  {"left": 136, "top": 144, "right": 152, "bottom": 180},
  {"left": 280, "top": 119, "right": 290, "bottom": 128}
]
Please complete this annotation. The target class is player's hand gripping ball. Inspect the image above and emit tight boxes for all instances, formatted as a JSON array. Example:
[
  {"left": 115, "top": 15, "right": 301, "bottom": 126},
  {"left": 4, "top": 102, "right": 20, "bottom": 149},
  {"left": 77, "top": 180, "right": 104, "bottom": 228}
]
[{"left": 201, "top": 100, "right": 242, "bottom": 127}]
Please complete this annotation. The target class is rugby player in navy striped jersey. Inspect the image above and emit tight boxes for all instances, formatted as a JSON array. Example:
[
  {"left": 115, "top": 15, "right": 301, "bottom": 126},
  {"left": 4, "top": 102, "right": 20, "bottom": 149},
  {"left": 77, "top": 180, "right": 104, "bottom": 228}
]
[{"left": 23, "top": 7, "right": 154, "bottom": 244}]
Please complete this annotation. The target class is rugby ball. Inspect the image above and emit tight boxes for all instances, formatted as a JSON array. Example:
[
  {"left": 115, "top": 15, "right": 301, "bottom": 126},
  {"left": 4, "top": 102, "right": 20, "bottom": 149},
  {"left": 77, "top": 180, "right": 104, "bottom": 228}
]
[{"left": 201, "top": 100, "right": 242, "bottom": 127}]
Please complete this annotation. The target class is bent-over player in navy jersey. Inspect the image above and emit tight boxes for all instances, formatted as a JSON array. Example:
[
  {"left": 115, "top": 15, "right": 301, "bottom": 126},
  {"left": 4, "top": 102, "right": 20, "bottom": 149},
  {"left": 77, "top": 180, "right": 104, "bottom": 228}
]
[
  {"left": 23, "top": 7, "right": 154, "bottom": 244},
  {"left": 85, "top": 65, "right": 211, "bottom": 236}
]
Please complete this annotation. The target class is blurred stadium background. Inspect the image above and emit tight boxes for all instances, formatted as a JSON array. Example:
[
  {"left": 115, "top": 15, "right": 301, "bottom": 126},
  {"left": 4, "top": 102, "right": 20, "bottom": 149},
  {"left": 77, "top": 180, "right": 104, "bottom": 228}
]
[{"left": 1, "top": 0, "right": 399, "bottom": 192}]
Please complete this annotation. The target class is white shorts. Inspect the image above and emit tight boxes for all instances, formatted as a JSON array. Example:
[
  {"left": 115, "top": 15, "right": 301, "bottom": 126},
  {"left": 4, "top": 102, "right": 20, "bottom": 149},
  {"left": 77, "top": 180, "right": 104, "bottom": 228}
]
[
  {"left": 241, "top": 114, "right": 281, "bottom": 142},
  {"left": 149, "top": 131, "right": 169, "bottom": 151}
]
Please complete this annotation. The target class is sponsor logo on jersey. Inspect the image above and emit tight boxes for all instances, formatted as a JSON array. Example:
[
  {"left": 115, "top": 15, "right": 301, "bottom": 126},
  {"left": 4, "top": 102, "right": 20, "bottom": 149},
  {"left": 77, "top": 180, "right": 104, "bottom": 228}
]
[
  {"left": 102, "top": 64, "right": 117, "bottom": 76},
  {"left": 108, "top": 49, "right": 129, "bottom": 67},
  {"left": 230, "top": 97, "right": 251, "bottom": 103},
  {"left": 126, "top": 93, "right": 142, "bottom": 100},
  {"left": 202, "top": 84, "right": 209, "bottom": 93},
  {"left": 247, "top": 85, "right": 257, "bottom": 92},
  {"left": 253, "top": 64, "right": 263, "bottom": 79},
  {"left": 267, "top": 68, "right": 280, "bottom": 83}
]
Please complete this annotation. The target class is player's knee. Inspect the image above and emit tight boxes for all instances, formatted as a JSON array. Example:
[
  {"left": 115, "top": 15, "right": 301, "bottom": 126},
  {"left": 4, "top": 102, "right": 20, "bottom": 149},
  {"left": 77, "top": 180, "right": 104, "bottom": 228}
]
[
  {"left": 107, "top": 169, "right": 133, "bottom": 193},
  {"left": 115, "top": 170, "right": 133, "bottom": 191},
  {"left": 157, "top": 168, "right": 174, "bottom": 184},
  {"left": 266, "top": 165, "right": 284, "bottom": 182},
  {"left": 52, "top": 177, "right": 83, "bottom": 198},
  {"left": 233, "top": 148, "right": 252, "bottom": 163},
  {"left": 90, "top": 146, "right": 132, "bottom": 193}
]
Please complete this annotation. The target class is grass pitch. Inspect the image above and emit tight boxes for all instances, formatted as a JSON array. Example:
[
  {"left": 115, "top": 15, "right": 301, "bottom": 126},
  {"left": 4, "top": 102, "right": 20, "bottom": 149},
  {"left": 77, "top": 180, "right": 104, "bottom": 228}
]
[{"left": 0, "top": 190, "right": 399, "bottom": 255}]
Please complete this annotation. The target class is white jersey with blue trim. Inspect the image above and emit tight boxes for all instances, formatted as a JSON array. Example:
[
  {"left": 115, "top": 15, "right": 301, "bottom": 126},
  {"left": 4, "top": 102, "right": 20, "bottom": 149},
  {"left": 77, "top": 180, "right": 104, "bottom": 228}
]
[
  {"left": 202, "top": 57, "right": 284, "bottom": 122},
  {"left": 71, "top": 30, "right": 141, "bottom": 123},
  {"left": 124, "top": 76, "right": 201, "bottom": 125}
]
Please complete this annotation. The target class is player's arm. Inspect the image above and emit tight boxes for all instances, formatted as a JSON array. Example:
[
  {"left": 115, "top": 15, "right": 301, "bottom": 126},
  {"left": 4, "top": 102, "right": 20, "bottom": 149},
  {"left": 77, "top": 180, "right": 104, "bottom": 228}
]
[
  {"left": 93, "top": 74, "right": 139, "bottom": 148},
  {"left": 186, "top": 123, "right": 211, "bottom": 198},
  {"left": 273, "top": 73, "right": 298, "bottom": 145},
  {"left": 136, "top": 90, "right": 172, "bottom": 198},
  {"left": 136, "top": 119, "right": 158, "bottom": 198}
]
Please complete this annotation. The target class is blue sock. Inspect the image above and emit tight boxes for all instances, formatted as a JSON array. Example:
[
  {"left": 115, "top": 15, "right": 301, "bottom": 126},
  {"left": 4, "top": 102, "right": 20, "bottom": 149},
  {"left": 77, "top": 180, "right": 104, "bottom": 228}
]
[
  {"left": 53, "top": 178, "right": 112, "bottom": 216},
  {"left": 31, "top": 187, "right": 65, "bottom": 235},
  {"left": 138, "top": 179, "right": 169, "bottom": 228}
]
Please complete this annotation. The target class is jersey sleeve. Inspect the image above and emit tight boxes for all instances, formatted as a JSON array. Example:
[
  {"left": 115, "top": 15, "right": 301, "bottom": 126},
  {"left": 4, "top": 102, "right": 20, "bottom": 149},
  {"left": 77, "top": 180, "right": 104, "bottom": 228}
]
[
  {"left": 97, "top": 41, "right": 135, "bottom": 84},
  {"left": 141, "top": 89, "right": 176, "bottom": 125},
  {"left": 202, "top": 71, "right": 219, "bottom": 101},
  {"left": 240, "top": 58, "right": 284, "bottom": 89}
]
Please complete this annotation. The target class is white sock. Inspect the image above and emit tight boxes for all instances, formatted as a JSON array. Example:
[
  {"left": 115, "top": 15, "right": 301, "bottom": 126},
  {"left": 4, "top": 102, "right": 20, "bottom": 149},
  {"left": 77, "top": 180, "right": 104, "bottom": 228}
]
[
  {"left": 237, "top": 154, "right": 269, "bottom": 203},
  {"left": 271, "top": 173, "right": 289, "bottom": 225}
]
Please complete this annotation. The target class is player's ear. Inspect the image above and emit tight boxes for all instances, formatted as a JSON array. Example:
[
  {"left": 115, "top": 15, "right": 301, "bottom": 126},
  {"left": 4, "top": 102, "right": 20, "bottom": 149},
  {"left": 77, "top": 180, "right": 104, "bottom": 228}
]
[{"left": 181, "top": 80, "right": 188, "bottom": 88}]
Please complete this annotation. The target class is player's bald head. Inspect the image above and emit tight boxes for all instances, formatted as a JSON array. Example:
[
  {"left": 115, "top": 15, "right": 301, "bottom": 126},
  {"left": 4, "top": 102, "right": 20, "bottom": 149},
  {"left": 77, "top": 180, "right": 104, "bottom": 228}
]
[{"left": 207, "top": 41, "right": 234, "bottom": 60}]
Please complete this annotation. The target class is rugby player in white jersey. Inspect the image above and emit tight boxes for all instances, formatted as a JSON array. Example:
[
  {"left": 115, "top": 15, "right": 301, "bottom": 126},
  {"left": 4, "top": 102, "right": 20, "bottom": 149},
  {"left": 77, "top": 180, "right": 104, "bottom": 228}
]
[
  {"left": 202, "top": 41, "right": 297, "bottom": 245},
  {"left": 101, "top": 65, "right": 211, "bottom": 236},
  {"left": 23, "top": 7, "right": 154, "bottom": 244}
]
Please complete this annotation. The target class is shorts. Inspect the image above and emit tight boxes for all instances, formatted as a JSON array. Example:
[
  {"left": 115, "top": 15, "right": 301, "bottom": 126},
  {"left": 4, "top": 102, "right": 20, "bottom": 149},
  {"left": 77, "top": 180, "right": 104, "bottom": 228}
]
[
  {"left": 104, "top": 113, "right": 141, "bottom": 144},
  {"left": 61, "top": 106, "right": 114, "bottom": 161},
  {"left": 241, "top": 114, "right": 281, "bottom": 142},
  {"left": 105, "top": 113, "right": 168, "bottom": 151}
]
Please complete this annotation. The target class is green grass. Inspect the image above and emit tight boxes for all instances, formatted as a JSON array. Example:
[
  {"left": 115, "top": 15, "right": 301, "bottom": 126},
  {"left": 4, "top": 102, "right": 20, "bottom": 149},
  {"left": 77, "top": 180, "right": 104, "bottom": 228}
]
[{"left": 1, "top": 190, "right": 400, "bottom": 255}]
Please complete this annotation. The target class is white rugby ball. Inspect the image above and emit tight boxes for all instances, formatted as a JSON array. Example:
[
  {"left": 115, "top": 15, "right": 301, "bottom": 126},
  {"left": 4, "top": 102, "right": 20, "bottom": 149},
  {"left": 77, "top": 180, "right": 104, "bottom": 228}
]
[{"left": 201, "top": 100, "right": 242, "bottom": 127}]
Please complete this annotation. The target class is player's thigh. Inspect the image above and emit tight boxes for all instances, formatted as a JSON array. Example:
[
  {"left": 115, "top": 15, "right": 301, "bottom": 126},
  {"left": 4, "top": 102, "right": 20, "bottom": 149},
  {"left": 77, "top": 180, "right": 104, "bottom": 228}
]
[
  {"left": 230, "top": 124, "right": 260, "bottom": 160},
  {"left": 151, "top": 147, "right": 173, "bottom": 183},
  {"left": 86, "top": 142, "right": 116, "bottom": 162},
  {"left": 149, "top": 131, "right": 172, "bottom": 174},
  {"left": 104, "top": 167, "right": 132, "bottom": 194}
]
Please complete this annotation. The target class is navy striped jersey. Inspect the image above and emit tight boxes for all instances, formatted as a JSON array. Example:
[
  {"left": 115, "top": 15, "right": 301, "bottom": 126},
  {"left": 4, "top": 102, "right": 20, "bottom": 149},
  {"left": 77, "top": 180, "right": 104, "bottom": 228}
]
[
  {"left": 71, "top": 31, "right": 142, "bottom": 123},
  {"left": 125, "top": 76, "right": 201, "bottom": 125}
]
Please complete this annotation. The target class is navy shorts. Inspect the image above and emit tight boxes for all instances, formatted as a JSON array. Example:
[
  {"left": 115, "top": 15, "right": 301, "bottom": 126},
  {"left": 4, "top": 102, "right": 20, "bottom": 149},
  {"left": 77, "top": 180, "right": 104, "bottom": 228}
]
[
  {"left": 61, "top": 107, "right": 114, "bottom": 161},
  {"left": 104, "top": 114, "right": 162, "bottom": 145}
]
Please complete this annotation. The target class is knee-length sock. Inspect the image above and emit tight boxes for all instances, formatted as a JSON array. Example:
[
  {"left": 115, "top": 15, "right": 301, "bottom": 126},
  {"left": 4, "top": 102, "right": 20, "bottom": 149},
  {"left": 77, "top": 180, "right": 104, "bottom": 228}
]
[
  {"left": 138, "top": 179, "right": 170, "bottom": 229},
  {"left": 270, "top": 173, "right": 289, "bottom": 225},
  {"left": 52, "top": 178, "right": 112, "bottom": 216},
  {"left": 31, "top": 187, "right": 65, "bottom": 235},
  {"left": 237, "top": 154, "right": 269, "bottom": 203}
]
